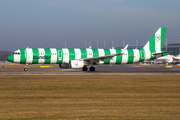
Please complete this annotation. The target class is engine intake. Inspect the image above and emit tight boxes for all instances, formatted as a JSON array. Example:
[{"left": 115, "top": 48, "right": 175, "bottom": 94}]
[{"left": 70, "top": 60, "right": 85, "bottom": 68}]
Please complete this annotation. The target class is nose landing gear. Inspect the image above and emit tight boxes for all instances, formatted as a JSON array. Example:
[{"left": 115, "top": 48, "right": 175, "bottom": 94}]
[
  {"left": 24, "top": 68, "right": 28, "bottom": 71},
  {"left": 24, "top": 64, "right": 28, "bottom": 71}
]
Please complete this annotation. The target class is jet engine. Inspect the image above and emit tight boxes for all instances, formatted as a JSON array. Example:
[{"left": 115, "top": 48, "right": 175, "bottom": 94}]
[
  {"left": 70, "top": 60, "right": 85, "bottom": 68},
  {"left": 59, "top": 63, "right": 70, "bottom": 68}
]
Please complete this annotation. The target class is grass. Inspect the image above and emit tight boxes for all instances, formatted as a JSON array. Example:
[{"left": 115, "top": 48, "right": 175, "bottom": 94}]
[{"left": 0, "top": 75, "right": 180, "bottom": 120}]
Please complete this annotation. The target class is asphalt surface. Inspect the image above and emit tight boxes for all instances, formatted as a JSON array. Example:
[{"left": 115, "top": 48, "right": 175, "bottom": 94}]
[{"left": 0, "top": 61, "right": 180, "bottom": 75}]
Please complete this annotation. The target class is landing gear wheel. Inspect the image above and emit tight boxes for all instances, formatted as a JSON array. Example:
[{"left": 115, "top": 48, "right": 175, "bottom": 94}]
[
  {"left": 89, "top": 67, "right": 95, "bottom": 71},
  {"left": 82, "top": 66, "right": 88, "bottom": 71},
  {"left": 24, "top": 68, "right": 28, "bottom": 71}
]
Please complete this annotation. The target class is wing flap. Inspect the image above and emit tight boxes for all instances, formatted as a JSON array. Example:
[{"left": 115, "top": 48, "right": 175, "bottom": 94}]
[{"left": 81, "top": 44, "right": 129, "bottom": 63}]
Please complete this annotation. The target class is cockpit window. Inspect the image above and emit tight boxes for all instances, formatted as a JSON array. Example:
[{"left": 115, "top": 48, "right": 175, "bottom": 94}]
[{"left": 13, "top": 52, "right": 20, "bottom": 55}]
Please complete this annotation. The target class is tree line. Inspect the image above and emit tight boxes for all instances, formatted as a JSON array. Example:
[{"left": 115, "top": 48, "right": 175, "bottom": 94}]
[{"left": 0, "top": 51, "right": 12, "bottom": 61}]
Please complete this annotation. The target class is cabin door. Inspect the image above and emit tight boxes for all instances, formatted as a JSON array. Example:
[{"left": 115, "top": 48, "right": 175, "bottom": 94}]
[{"left": 58, "top": 50, "right": 62, "bottom": 60}]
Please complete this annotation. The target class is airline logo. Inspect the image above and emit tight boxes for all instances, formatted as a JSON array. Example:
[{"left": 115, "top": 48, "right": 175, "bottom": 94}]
[
  {"left": 33, "top": 56, "right": 51, "bottom": 59},
  {"left": 156, "top": 34, "right": 161, "bottom": 41}
]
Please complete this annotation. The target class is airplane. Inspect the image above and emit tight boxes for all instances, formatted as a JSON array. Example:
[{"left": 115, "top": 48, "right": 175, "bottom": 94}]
[
  {"left": 154, "top": 54, "right": 180, "bottom": 64},
  {"left": 173, "top": 55, "right": 180, "bottom": 61},
  {"left": 7, "top": 27, "right": 169, "bottom": 71},
  {"left": 154, "top": 55, "right": 173, "bottom": 64}
]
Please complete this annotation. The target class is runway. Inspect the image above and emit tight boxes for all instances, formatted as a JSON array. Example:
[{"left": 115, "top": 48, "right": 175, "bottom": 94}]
[{"left": 0, "top": 62, "right": 180, "bottom": 75}]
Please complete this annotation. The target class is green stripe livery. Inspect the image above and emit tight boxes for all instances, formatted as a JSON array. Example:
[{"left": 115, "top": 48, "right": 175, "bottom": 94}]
[
  {"left": 56, "top": 49, "right": 63, "bottom": 64},
  {"left": 69, "top": 49, "right": 75, "bottom": 61},
  {"left": 44, "top": 48, "right": 51, "bottom": 64},
  {"left": 127, "top": 49, "right": 134, "bottom": 64},
  {"left": 20, "top": 49, "right": 26, "bottom": 64},
  {"left": 92, "top": 49, "right": 99, "bottom": 57},
  {"left": 32, "top": 48, "right": 39, "bottom": 64},
  {"left": 161, "top": 28, "right": 167, "bottom": 49},
  {"left": 80, "top": 49, "right": 87, "bottom": 59},
  {"left": 115, "top": 49, "right": 122, "bottom": 64},
  {"left": 139, "top": 48, "right": 145, "bottom": 62},
  {"left": 104, "top": 49, "right": 111, "bottom": 64}
]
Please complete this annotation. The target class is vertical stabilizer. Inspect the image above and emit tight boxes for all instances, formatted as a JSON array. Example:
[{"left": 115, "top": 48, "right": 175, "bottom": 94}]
[{"left": 143, "top": 28, "right": 167, "bottom": 53}]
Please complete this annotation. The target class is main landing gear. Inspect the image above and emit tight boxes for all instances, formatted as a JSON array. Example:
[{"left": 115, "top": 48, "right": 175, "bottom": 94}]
[
  {"left": 82, "top": 66, "right": 88, "bottom": 71},
  {"left": 89, "top": 67, "right": 95, "bottom": 71},
  {"left": 82, "top": 66, "right": 95, "bottom": 71}
]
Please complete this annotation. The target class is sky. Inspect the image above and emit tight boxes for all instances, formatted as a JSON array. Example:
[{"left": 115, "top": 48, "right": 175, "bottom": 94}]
[{"left": 1, "top": 0, "right": 180, "bottom": 51}]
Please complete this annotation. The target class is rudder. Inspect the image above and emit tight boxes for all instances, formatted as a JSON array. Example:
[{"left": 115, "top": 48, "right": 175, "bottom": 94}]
[{"left": 143, "top": 28, "right": 167, "bottom": 53}]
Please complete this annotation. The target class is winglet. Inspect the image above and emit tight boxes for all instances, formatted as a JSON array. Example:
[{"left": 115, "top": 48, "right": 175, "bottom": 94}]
[{"left": 123, "top": 44, "right": 128, "bottom": 49}]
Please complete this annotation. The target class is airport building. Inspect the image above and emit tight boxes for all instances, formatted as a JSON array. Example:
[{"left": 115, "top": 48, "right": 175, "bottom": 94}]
[
  {"left": 162, "top": 44, "right": 180, "bottom": 56},
  {"left": 116, "top": 43, "right": 180, "bottom": 56}
]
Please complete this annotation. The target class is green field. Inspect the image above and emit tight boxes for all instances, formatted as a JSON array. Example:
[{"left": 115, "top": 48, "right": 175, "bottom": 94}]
[{"left": 0, "top": 75, "right": 180, "bottom": 120}]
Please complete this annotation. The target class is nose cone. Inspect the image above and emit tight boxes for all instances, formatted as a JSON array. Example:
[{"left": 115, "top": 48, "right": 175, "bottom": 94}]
[{"left": 7, "top": 54, "right": 14, "bottom": 62}]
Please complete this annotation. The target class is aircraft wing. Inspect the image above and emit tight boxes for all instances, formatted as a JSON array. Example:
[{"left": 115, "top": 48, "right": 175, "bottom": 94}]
[
  {"left": 82, "top": 44, "right": 128, "bottom": 63},
  {"left": 82, "top": 53, "right": 122, "bottom": 63}
]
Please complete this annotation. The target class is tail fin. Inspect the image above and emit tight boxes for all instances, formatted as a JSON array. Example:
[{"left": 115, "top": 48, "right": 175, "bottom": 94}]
[{"left": 143, "top": 28, "right": 167, "bottom": 53}]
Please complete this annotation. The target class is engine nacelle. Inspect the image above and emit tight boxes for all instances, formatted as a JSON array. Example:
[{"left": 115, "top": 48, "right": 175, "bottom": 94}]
[
  {"left": 59, "top": 63, "right": 70, "bottom": 68},
  {"left": 70, "top": 60, "right": 85, "bottom": 69}
]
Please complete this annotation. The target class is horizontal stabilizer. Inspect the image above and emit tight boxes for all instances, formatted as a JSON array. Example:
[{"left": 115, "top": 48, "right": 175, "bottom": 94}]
[{"left": 152, "top": 52, "right": 169, "bottom": 58}]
